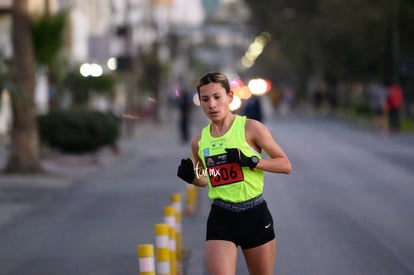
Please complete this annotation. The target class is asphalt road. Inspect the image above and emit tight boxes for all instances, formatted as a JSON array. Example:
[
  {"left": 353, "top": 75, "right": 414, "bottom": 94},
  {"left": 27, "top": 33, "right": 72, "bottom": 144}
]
[
  {"left": 0, "top": 115, "right": 413, "bottom": 275},
  {"left": 189, "top": 116, "right": 414, "bottom": 275},
  {"left": 264, "top": 117, "right": 414, "bottom": 275}
]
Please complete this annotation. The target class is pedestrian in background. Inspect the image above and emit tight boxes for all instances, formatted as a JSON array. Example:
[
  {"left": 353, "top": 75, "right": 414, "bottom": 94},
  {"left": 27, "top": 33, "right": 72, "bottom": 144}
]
[
  {"left": 243, "top": 95, "right": 263, "bottom": 122},
  {"left": 177, "top": 72, "right": 291, "bottom": 275},
  {"left": 386, "top": 82, "right": 404, "bottom": 132},
  {"left": 178, "top": 89, "right": 192, "bottom": 143},
  {"left": 369, "top": 81, "right": 388, "bottom": 133}
]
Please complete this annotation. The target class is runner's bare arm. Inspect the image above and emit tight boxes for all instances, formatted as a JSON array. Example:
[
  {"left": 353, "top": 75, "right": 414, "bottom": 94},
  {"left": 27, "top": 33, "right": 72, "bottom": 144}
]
[
  {"left": 246, "top": 119, "right": 291, "bottom": 174},
  {"left": 191, "top": 135, "right": 209, "bottom": 187}
]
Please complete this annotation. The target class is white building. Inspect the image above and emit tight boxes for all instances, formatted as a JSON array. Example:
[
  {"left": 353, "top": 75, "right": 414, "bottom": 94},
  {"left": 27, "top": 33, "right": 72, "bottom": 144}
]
[{"left": 0, "top": 0, "right": 223, "bottom": 137}]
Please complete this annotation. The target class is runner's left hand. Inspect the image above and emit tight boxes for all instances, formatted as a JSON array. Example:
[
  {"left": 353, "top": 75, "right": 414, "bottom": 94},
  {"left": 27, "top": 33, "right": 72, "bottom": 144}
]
[{"left": 225, "top": 148, "right": 258, "bottom": 169}]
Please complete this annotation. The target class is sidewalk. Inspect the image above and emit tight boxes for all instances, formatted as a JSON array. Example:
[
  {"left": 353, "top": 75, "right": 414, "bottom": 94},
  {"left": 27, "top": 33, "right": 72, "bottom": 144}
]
[
  {"left": 0, "top": 106, "right": 222, "bottom": 275},
  {"left": 0, "top": 117, "right": 208, "bottom": 274},
  {"left": 0, "top": 119, "right": 178, "bottom": 229}
]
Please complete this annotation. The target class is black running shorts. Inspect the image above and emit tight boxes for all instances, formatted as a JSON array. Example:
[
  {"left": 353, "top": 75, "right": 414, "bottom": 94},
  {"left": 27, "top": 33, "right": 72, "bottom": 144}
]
[{"left": 206, "top": 200, "right": 275, "bottom": 249}]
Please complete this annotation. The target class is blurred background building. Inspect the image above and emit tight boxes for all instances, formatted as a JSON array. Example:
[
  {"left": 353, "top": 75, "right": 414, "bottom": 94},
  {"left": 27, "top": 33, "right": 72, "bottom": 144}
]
[
  {"left": 0, "top": 0, "right": 187, "bottom": 130},
  {"left": 0, "top": 0, "right": 257, "bottom": 136}
]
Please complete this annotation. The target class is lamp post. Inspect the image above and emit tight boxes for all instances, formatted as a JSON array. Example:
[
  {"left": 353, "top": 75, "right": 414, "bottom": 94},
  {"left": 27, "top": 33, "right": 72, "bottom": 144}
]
[{"left": 391, "top": 0, "right": 400, "bottom": 83}]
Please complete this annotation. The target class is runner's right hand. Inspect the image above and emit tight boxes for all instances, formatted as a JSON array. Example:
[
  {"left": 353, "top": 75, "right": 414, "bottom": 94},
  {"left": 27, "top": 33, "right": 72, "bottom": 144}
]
[{"left": 177, "top": 158, "right": 195, "bottom": 184}]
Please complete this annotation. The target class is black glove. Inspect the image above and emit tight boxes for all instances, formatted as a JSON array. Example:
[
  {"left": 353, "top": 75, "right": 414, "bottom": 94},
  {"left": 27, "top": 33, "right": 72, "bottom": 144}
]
[
  {"left": 225, "top": 148, "right": 258, "bottom": 169},
  {"left": 177, "top": 158, "right": 195, "bottom": 184}
]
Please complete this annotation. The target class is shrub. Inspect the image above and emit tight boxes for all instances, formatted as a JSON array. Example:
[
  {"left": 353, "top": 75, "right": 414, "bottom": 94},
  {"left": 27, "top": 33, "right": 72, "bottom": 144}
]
[
  {"left": 353, "top": 102, "right": 372, "bottom": 118},
  {"left": 38, "top": 109, "right": 120, "bottom": 153}
]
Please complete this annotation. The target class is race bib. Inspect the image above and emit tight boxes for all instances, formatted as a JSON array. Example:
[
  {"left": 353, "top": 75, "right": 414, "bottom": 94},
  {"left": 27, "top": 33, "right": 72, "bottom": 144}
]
[{"left": 205, "top": 153, "right": 244, "bottom": 187}]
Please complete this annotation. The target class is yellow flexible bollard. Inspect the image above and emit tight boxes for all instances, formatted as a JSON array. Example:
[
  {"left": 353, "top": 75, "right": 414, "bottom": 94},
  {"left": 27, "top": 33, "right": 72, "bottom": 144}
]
[
  {"left": 164, "top": 206, "right": 177, "bottom": 275},
  {"left": 164, "top": 206, "right": 176, "bottom": 229},
  {"left": 157, "top": 247, "right": 171, "bottom": 275},
  {"left": 171, "top": 193, "right": 182, "bottom": 214},
  {"left": 169, "top": 227, "right": 177, "bottom": 275},
  {"left": 175, "top": 211, "right": 182, "bottom": 260},
  {"left": 137, "top": 244, "right": 155, "bottom": 275},
  {"left": 171, "top": 193, "right": 183, "bottom": 261},
  {"left": 171, "top": 193, "right": 183, "bottom": 274},
  {"left": 185, "top": 185, "right": 197, "bottom": 216},
  {"left": 155, "top": 224, "right": 171, "bottom": 275}
]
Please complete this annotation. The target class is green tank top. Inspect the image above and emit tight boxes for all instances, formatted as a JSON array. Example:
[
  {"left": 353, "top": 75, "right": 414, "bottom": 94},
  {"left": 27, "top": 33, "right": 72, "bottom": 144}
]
[{"left": 197, "top": 115, "right": 264, "bottom": 202}]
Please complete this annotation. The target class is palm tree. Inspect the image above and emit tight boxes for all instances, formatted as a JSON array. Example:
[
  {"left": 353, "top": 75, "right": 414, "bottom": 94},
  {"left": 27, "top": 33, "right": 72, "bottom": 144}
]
[
  {"left": 31, "top": 10, "right": 68, "bottom": 110},
  {"left": 6, "top": 0, "right": 41, "bottom": 173}
]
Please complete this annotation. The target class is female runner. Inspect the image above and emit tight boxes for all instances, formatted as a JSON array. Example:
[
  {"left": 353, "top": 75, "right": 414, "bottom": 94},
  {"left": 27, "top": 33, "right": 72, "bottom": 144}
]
[{"left": 177, "top": 72, "right": 291, "bottom": 275}]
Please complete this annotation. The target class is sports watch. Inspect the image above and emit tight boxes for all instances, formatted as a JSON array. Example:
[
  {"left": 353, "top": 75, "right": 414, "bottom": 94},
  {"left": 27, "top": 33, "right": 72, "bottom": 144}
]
[{"left": 250, "top": 156, "right": 259, "bottom": 168}]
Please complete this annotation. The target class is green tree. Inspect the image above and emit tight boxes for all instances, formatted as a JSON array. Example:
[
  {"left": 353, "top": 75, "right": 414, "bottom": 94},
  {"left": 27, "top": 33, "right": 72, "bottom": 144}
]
[
  {"left": 31, "top": 11, "right": 67, "bottom": 66},
  {"left": 31, "top": 11, "right": 68, "bottom": 109},
  {"left": 244, "top": 0, "right": 414, "bottom": 90},
  {"left": 6, "top": 0, "right": 41, "bottom": 173},
  {"left": 64, "top": 70, "right": 117, "bottom": 108},
  {"left": 400, "top": 0, "right": 414, "bottom": 54},
  {"left": 244, "top": 0, "right": 320, "bottom": 95},
  {"left": 315, "top": 0, "right": 390, "bottom": 81},
  {"left": 141, "top": 47, "right": 162, "bottom": 121}
]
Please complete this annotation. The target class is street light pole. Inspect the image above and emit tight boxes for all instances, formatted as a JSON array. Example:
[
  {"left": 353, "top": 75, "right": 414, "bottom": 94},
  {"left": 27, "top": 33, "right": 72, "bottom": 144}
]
[{"left": 391, "top": 0, "right": 400, "bottom": 83}]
